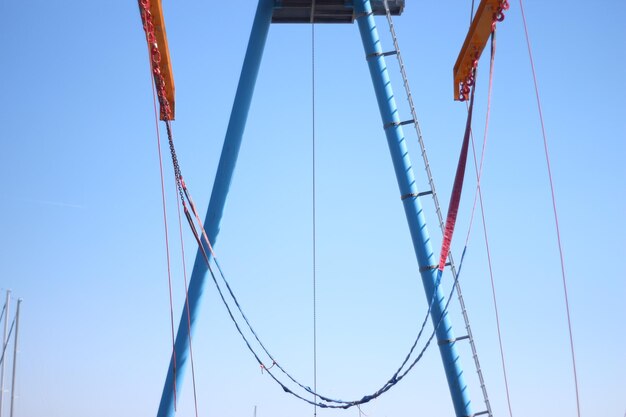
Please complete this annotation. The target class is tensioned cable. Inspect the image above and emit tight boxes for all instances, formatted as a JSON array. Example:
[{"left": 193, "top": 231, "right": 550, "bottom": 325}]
[
  {"left": 150, "top": 74, "right": 178, "bottom": 411},
  {"left": 161, "top": 122, "right": 203, "bottom": 417},
  {"left": 309, "top": 7, "right": 318, "bottom": 413},
  {"left": 0, "top": 318, "right": 15, "bottom": 367},
  {"left": 464, "top": 30, "right": 514, "bottom": 417},
  {"left": 146, "top": 37, "right": 199, "bottom": 415},
  {"left": 138, "top": 5, "right": 197, "bottom": 414},
  {"left": 174, "top": 172, "right": 200, "bottom": 417},
  {"left": 0, "top": 302, "right": 6, "bottom": 324},
  {"left": 518, "top": 2, "right": 581, "bottom": 416}
]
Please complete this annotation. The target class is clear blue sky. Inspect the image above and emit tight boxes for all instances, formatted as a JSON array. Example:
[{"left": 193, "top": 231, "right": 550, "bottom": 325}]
[{"left": 0, "top": 1, "right": 624, "bottom": 416}]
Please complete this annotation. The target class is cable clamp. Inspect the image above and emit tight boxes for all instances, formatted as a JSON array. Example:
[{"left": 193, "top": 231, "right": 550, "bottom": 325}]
[
  {"left": 419, "top": 261, "right": 451, "bottom": 272},
  {"left": 437, "top": 335, "right": 470, "bottom": 346},
  {"left": 401, "top": 190, "right": 433, "bottom": 200},
  {"left": 419, "top": 264, "right": 438, "bottom": 272},
  {"left": 384, "top": 119, "right": 414, "bottom": 130},
  {"left": 367, "top": 50, "right": 398, "bottom": 60},
  {"left": 260, "top": 360, "right": 276, "bottom": 374}
]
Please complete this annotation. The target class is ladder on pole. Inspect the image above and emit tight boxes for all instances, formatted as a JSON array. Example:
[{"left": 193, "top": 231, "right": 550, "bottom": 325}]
[{"left": 380, "top": 1, "right": 493, "bottom": 416}]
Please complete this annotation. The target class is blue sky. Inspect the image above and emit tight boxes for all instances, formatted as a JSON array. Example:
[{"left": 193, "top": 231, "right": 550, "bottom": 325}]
[{"left": 0, "top": 1, "right": 625, "bottom": 416}]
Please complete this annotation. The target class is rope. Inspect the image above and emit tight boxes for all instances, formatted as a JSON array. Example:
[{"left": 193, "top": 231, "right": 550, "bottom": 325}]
[
  {"left": 174, "top": 179, "right": 200, "bottom": 417},
  {"left": 518, "top": 2, "right": 581, "bottom": 416},
  {"left": 464, "top": 30, "right": 514, "bottom": 417},
  {"left": 311, "top": 20, "right": 318, "bottom": 417},
  {"left": 141, "top": 9, "right": 199, "bottom": 410},
  {"left": 482, "top": 31, "right": 514, "bottom": 417},
  {"left": 150, "top": 69, "right": 178, "bottom": 412}
]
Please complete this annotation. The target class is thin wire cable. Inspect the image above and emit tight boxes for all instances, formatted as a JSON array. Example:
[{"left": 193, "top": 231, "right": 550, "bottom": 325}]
[
  {"left": 174, "top": 182, "right": 200, "bottom": 417},
  {"left": 151, "top": 77, "right": 178, "bottom": 411},
  {"left": 464, "top": 30, "right": 514, "bottom": 417},
  {"left": 470, "top": 0, "right": 476, "bottom": 23},
  {"left": 311, "top": 19, "right": 318, "bottom": 417},
  {"left": 0, "top": 318, "right": 14, "bottom": 367},
  {"left": 519, "top": 2, "right": 581, "bottom": 416}
]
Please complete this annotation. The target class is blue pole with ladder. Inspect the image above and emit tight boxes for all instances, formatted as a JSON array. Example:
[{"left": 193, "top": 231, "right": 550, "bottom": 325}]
[
  {"left": 156, "top": 0, "right": 274, "bottom": 415},
  {"left": 354, "top": 1, "right": 473, "bottom": 416}
]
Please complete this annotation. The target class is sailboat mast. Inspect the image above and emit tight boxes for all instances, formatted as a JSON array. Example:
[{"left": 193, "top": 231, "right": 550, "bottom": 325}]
[
  {"left": 9, "top": 299, "right": 20, "bottom": 417},
  {"left": 0, "top": 290, "right": 10, "bottom": 417}
]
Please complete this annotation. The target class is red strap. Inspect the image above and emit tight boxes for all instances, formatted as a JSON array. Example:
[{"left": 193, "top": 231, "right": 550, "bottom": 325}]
[{"left": 438, "top": 79, "right": 476, "bottom": 271}]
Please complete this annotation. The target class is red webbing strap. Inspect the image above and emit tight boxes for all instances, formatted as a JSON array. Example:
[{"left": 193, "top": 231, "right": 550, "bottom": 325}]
[{"left": 438, "top": 79, "right": 477, "bottom": 271}]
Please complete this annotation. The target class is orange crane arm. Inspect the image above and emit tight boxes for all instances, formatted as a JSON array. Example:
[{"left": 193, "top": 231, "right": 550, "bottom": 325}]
[{"left": 453, "top": 0, "right": 508, "bottom": 101}]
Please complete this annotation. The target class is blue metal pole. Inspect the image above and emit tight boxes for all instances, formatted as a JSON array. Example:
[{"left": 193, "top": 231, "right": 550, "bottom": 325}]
[
  {"left": 156, "top": 1, "right": 274, "bottom": 415},
  {"left": 354, "top": 1, "right": 473, "bottom": 416}
]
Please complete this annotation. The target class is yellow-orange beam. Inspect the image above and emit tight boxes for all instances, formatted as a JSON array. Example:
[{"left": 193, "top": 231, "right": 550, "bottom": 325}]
[
  {"left": 141, "top": 0, "right": 175, "bottom": 120},
  {"left": 453, "top": 0, "right": 501, "bottom": 101}
]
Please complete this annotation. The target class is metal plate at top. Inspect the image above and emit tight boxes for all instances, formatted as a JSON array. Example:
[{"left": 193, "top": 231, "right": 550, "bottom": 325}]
[{"left": 272, "top": 0, "right": 405, "bottom": 24}]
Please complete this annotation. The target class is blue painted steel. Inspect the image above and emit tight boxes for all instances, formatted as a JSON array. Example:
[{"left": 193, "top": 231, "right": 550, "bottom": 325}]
[
  {"left": 354, "top": 1, "right": 473, "bottom": 416},
  {"left": 156, "top": 1, "right": 274, "bottom": 416}
]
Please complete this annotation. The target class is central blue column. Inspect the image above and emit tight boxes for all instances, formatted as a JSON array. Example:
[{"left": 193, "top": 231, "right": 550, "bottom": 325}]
[
  {"left": 156, "top": 0, "right": 274, "bottom": 416},
  {"left": 354, "top": 1, "right": 473, "bottom": 416}
]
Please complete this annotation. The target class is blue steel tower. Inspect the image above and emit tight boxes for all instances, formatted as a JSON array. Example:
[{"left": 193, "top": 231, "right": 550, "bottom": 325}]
[{"left": 157, "top": 2, "right": 473, "bottom": 416}]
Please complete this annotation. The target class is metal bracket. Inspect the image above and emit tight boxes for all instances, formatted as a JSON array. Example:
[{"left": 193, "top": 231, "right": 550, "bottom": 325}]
[
  {"left": 418, "top": 261, "right": 450, "bottom": 272},
  {"left": 419, "top": 264, "right": 438, "bottom": 272},
  {"left": 438, "top": 335, "right": 470, "bottom": 346},
  {"left": 401, "top": 190, "right": 433, "bottom": 200},
  {"left": 367, "top": 50, "right": 398, "bottom": 60},
  {"left": 384, "top": 119, "right": 414, "bottom": 129}
]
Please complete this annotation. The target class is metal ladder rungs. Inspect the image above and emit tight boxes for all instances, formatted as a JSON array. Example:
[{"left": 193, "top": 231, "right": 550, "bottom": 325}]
[{"left": 380, "top": 1, "right": 493, "bottom": 415}]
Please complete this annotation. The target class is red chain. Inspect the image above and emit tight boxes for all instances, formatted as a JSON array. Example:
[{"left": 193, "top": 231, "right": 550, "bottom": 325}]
[{"left": 139, "top": 0, "right": 173, "bottom": 121}]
